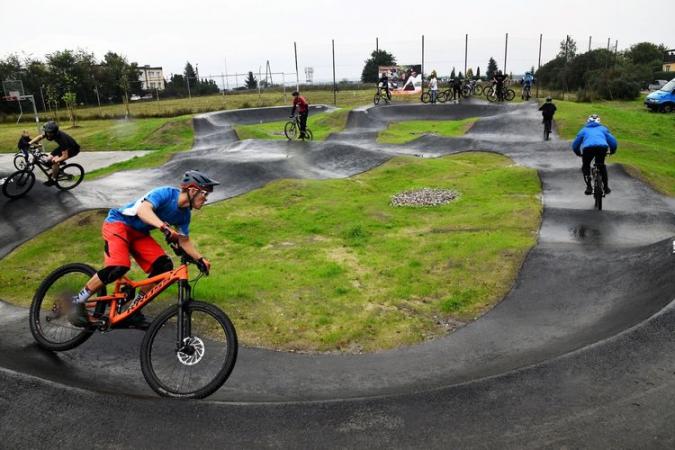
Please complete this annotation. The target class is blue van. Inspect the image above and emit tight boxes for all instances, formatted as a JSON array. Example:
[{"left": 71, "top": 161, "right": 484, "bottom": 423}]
[{"left": 645, "top": 78, "right": 675, "bottom": 112}]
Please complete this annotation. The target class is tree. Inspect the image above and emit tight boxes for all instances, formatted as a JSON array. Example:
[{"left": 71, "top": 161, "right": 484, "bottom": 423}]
[
  {"left": 558, "top": 37, "right": 578, "bottom": 61},
  {"left": 100, "top": 52, "right": 140, "bottom": 117},
  {"left": 465, "top": 68, "right": 474, "bottom": 79},
  {"left": 361, "top": 49, "right": 396, "bottom": 83},
  {"left": 184, "top": 62, "right": 197, "bottom": 87},
  {"left": 475, "top": 66, "right": 481, "bottom": 79},
  {"left": 625, "top": 42, "right": 667, "bottom": 71},
  {"left": 62, "top": 91, "right": 77, "bottom": 126},
  {"left": 244, "top": 71, "right": 257, "bottom": 89},
  {"left": 458, "top": 71, "right": 464, "bottom": 80},
  {"left": 486, "top": 58, "right": 498, "bottom": 80}
]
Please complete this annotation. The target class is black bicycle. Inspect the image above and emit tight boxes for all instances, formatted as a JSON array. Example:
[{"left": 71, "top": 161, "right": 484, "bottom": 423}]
[
  {"left": 373, "top": 88, "right": 391, "bottom": 105},
  {"left": 591, "top": 162, "right": 605, "bottom": 210},
  {"left": 284, "top": 115, "right": 313, "bottom": 140},
  {"left": 421, "top": 89, "right": 451, "bottom": 104},
  {"left": 543, "top": 118, "right": 553, "bottom": 141},
  {"left": 486, "top": 85, "right": 515, "bottom": 102},
  {"left": 2, "top": 145, "right": 84, "bottom": 198}
]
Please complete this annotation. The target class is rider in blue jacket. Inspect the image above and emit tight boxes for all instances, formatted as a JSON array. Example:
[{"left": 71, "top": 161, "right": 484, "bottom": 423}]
[{"left": 572, "top": 114, "right": 618, "bottom": 195}]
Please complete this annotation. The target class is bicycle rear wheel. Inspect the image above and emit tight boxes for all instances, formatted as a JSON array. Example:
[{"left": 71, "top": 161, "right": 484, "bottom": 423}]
[
  {"left": 29, "top": 263, "right": 106, "bottom": 351},
  {"left": 303, "top": 129, "right": 313, "bottom": 141},
  {"left": 140, "top": 301, "right": 238, "bottom": 399},
  {"left": 284, "top": 121, "right": 297, "bottom": 140},
  {"left": 55, "top": 163, "right": 84, "bottom": 190},
  {"left": 474, "top": 85, "right": 483, "bottom": 96},
  {"left": 2, "top": 170, "right": 35, "bottom": 199},
  {"left": 505, "top": 89, "right": 516, "bottom": 101},
  {"left": 373, "top": 94, "right": 381, "bottom": 105},
  {"left": 420, "top": 92, "right": 431, "bottom": 103},
  {"left": 486, "top": 88, "right": 497, "bottom": 103}
]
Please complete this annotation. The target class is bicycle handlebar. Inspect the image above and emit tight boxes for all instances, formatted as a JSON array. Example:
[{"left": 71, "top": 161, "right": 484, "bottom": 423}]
[{"left": 165, "top": 237, "right": 209, "bottom": 275}]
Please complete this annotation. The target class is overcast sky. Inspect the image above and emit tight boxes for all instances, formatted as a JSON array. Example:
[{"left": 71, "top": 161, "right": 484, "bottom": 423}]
[{"left": 2, "top": 0, "right": 672, "bottom": 87}]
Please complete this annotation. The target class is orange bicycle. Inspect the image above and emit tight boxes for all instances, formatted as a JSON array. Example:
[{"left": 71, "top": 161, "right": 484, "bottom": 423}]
[{"left": 29, "top": 239, "right": 238, "bottom": 399}]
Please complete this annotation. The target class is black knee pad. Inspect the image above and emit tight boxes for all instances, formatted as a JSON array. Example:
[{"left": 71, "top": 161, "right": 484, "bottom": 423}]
[
  {"left": 97, "top": 266, "right": 129, "bottom": 284},
  {"left": 149, "top": 255, "right": 173, "bottom": 277}
]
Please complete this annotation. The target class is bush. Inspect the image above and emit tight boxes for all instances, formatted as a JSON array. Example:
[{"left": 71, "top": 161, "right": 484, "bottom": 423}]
[
  {"left": 594, "top": 78, "right": 640, "bottom": 100},
  {"left": 652, "top": 71, "right": 675, "bottom": 82}
]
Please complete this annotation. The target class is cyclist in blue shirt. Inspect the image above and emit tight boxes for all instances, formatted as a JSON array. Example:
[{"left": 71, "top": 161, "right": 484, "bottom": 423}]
[
  {"left": 572, "top": 115, "right": 618, "bottom": 195},
  {"left": 65, "top": 170, "right": 218, "bottom": 327}
]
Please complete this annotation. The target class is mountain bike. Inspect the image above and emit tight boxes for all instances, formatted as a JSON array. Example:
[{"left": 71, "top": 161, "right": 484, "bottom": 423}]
[
  {"left": 29, "top": 237, "right": 238, "bottom": 399},
  {"left": 543, "top": 118, "right": 553, "bottom": 141},
  {"left": 591, "top": 162, "right": 605, "bottom": 211},
  {"left": 421, "top": 89, "right": 451, "bottom": 103},
  {"left": 373, "top": 88, "right": 391, "bottom": 105},
  {"left": 2, "top": 144, "right": 84, "bottom": 199},
  {"left": 486, "top": 85, "right": 515, "bottom": 102},
  {"left": 461, "top": 81, "right": 483, "bottom": 97},
  {"left": 284, "top": 114, "right": 313, "bottom": 140},
  {"left": 521, "top": 83, "right": 532, "bottom": 100}
]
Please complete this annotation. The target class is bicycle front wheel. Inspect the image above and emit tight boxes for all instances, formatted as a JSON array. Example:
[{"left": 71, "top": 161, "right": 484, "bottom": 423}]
[
  {"left": 420, "top": 92, "right": 431, "bottom": 103},
  {"left": 373, "top": 94, "right": 380, "bottom": 105},
  {"left": 284, "top": 121, "right": 297, "bottom": 140},
  {"left": 505, "top": 89, "right": 516, "bottom": 101},
  {"left": 29, "top": 263, "right": 105, "bottom": 351},
  {"left": 13, "top": 153, "right": 29, "bottom": 170},
  {"left": 303, "top": 129, "right": 313, "bottom": 141},
  {"left": 55, "top": 163, "right": 85, "bottom": 190},
  {"left": 140, "top": 301, "right": 238, "bottom": 399},
  {"left": 2, "top": 170, "right": 35, "bottom": 199},
  {"left": 474, "top": 85, "right": 483, "bottom": 96}
]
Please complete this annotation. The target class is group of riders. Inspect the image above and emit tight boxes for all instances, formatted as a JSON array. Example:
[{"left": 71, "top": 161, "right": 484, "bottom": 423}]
[
  {"left": 12, "top": 84, "right": 617, "bottom": 328},
  {"left": 377, "top": 69, "right": 536, "bottom": 104}
]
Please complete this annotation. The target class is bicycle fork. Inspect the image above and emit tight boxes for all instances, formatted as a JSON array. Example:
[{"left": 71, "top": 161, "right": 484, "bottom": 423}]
[{"left": 176, "top": 280, "right": 193, "bottom": 353}]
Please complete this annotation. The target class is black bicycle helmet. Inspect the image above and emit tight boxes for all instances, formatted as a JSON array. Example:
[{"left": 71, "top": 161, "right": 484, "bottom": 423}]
[
  {"left": 180, "top": 170, "right": 220, "bottom": 193},
  {"left": 291, "top": 91, "right": 299, "bottom": 96},
  {"left": 43, "top": 121, "right": 59, "bottom": 134}
]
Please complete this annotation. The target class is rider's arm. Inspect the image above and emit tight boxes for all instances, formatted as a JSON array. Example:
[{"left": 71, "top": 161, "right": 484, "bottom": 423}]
[
  {"left": 136, "top": 200, "right": 172, "bottom": 231},
  {"left": 290, "top": 97, "right": 298, "bottom": 116},
  {"left": 572, "top": 131, "right": 584, "bottom": 153},
  {"left": 179, "top": 238, "right": 204, "bottom": 262},
  {"left": 28, "top": 134, "right": 44, "bottom": 145},
  {"left": 605, "top": 130, "right": 618, "bottom": 153}
]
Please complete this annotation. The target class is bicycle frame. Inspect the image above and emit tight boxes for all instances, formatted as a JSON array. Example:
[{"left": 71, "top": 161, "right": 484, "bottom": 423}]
[
  {"left": 85, "top": 263, "right": 191, "bottom": 330},
  {"left": 20, "top": 147, "right": 55, "bottom": 178}
]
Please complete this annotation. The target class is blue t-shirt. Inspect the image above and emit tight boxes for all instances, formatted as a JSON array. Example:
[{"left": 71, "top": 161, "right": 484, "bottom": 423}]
[{"left": 106, "top": 187, "right": 191, "bottom": 235}]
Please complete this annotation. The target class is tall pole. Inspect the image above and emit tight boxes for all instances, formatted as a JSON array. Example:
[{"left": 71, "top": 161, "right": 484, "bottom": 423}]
[
  {"left": 294, "top": 41, "right": 299, "bottom": 92},
  {"left": 464, "top": 34, "right": 468, "bottom": 77},
  {"left": 564, "top": 35, "right": 569, "bottom": 62},
  {"left": 504, "top": 33, "right": 509, "bottom": 75},
  {"left": 614, "top": 40, "right": 618, "bottom": 54},
  {"left": 39, "top": 85, "right": 47, "bottom": 113},
  {"left": 376, "top": 37, "right": 378, "bottom": 53},
  {"left": 588, "top": 36, "right": 592, "bottom": 52},
  {"left": 332, "top": 39, "right": 337, "bottom": 106},
  {"left": 258, "top": 65, "right": 262, "bottom": 104},
  {"left": 224, "top": 58, "right": 230, "bottom": 93},
  {"left": 186, "top": 74, "right": 191, "bottom": 101},
  {"left": 536, "top": 33, "right": 542, "bottom": 98},
  {"left": 421, "top": 34, "right": 425, "bottom": 97},
  {"left": 607, "top": 37, "right": 611, "bottom": 51}
]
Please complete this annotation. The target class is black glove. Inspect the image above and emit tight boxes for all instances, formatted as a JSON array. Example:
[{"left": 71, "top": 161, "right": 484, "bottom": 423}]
[
  {"left": 609, "top": 149, "right": 616, "bottom": 155},
  {"left": 196, "top": 257, "right": 210, "bottom": 275},
  {"left": 160, "top": 223, "right": 181, "bottom": 244},
  {"left": 573, "top": 149, "right": 582, "bottom": 157}
]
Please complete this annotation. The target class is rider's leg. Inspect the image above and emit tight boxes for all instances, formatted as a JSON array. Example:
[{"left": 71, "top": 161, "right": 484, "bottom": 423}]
[
  {"left": 581, "top": 150, "right": 594, "bottom": 195},
  {"left": 385, "top": 87, "right": 391, "bottom": 100},
  {"left": 51, "top": 149, "right": 69, "bottom": 181},
  {"left": 299, "top": 111, "right": 308, "bottom": 138}
]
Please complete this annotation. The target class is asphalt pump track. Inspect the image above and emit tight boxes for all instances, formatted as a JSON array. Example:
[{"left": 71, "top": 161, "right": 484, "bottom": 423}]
[{"left": 1, "top": 102, "right": 674, "bottom": 448}]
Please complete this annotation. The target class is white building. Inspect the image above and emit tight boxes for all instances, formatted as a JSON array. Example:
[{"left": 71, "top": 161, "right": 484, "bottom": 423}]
[{"left": 139, "top": 65, "right": 166, "bottom": 90}]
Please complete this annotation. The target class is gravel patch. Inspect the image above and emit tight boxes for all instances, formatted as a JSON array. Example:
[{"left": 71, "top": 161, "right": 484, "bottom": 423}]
[{"left": 390, "top": 188, "right": 459, "bottom": 207}]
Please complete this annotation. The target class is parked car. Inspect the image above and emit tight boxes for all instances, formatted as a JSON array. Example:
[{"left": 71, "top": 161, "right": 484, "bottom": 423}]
[
  {"left": 645, "top": 79, "right": 675, "bottom": 113},
  {"left": 647, "top": 79, "right": 668, "bottom": 91},
  {"left": 130, "top": 94, "right": 141, "bottom": 101}
]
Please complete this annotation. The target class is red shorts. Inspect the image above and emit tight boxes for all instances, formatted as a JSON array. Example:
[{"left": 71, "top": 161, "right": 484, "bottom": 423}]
[{"left": 102, "top": 221, "right": 165, "bottom": 273}]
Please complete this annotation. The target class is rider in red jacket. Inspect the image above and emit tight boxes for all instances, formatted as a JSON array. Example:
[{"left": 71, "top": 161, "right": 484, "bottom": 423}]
[{"left": 290, "top": 91, "right": 309, "bottom": 139}]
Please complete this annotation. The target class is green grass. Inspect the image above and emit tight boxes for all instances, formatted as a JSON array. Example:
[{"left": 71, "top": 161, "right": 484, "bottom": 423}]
[
  {"left": 2, "top": 88, "right": 418, "bottom": 123},
  {"left": 550, "top": 98, "right": 675, "bottom": 195},
  {"left": 0, "top": 152, "right": 541, "bottom": 352},
  {"left": 235, "top": 108, "right": 351, "bottom": 141},
  {"left": 377, "top": 118, "right": 479, "bottom": 144}
]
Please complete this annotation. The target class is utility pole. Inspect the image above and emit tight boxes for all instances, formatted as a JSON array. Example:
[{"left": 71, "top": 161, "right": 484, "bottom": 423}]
[
  {"left": 536, "top": 33, "right": 542, "bottom": 98},
  {"left": 464, "top": 34, "right": 468, "bottom": 76},
  {"left": 607, "top": 37, "right": 611, "bottom": 51},
  {"left": 421, "top": 35, "right": 425, "bottom": 97},
  {"left": 504, "top": 33, "right": 509, "bottom": 74},
  {"left": 376, "top": 37, "right": 378, "bottom": 53},
  {"left": 332, "top": 39, "right": 337, "bottom": 106},
  {"left": 294, "top": 41, "right": 299, "bottom": 92},
  {"left": 588, "top": 35, "right": 592, "bottom": 52},
  {"left": 224, "top": 57, "right": 230, "bottom": 93}
]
